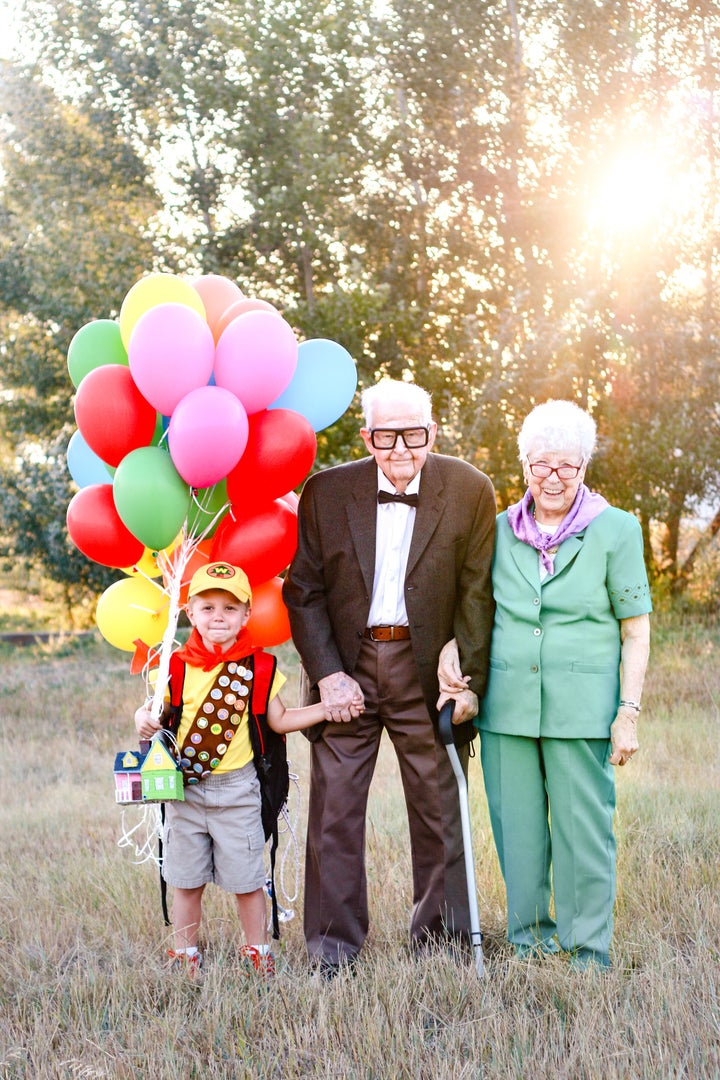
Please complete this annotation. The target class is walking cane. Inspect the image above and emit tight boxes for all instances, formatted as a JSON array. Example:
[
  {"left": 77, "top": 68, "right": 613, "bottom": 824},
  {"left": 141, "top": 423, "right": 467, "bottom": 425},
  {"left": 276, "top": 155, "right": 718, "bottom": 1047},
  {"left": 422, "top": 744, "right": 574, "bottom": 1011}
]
[{"left": 438, "top": 700, "right": 484, "bottom": 977}]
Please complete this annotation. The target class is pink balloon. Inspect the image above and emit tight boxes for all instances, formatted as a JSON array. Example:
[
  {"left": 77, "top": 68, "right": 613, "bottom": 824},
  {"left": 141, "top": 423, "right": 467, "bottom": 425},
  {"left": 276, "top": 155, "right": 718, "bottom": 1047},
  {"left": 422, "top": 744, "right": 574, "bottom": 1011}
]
[
  {"left": 128, "top": 302, "right": 215, "bottom": 415},
  {"left": 215, "top": 297, "right": 281, "bottom": 340},
  {"left": 214, "top": 311, "right": 298, "bottom": 415},
  {"left": 168, "top": 385, "right": 249, "bottom": 489}
]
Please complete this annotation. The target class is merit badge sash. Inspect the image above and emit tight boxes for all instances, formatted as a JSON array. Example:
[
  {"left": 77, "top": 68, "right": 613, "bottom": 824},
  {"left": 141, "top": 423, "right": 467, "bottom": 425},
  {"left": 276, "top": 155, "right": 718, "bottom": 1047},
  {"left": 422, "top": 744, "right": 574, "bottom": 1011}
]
[{"left": 178, "top": 660, "right": 253, "bottom": 785}]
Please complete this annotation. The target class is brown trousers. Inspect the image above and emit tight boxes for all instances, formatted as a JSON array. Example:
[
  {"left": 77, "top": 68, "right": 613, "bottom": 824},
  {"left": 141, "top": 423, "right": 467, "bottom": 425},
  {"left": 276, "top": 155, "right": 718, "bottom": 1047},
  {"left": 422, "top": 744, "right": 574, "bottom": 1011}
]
[{"left": 304, "top": 638, "right": 471, "bottom": 965}]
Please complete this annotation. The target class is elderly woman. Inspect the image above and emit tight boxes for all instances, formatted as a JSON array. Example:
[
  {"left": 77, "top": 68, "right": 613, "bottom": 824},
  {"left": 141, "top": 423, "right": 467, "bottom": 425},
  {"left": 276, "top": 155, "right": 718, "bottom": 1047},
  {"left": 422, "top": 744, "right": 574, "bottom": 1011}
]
[{"left": 439, "top": 399, "right": 651, "bottom": 969}]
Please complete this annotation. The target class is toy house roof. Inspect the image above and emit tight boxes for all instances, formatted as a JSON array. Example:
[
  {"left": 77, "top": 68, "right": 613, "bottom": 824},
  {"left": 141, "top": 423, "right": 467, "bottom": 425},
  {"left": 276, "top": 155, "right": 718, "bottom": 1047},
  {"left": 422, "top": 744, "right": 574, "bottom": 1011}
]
[
  {"left": 141, "top": 740, "right": 177, "bottom": 772},
  {"left": 114, "top": 750, "right": 147, "bottom": 773}
]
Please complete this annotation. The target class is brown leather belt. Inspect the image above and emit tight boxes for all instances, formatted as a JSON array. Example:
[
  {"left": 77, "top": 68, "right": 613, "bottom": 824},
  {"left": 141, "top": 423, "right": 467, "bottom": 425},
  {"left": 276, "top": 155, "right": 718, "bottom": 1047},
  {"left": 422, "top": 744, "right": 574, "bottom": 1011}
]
[{"left": 363, "top": 625, "right": 411, "bottom": 641}]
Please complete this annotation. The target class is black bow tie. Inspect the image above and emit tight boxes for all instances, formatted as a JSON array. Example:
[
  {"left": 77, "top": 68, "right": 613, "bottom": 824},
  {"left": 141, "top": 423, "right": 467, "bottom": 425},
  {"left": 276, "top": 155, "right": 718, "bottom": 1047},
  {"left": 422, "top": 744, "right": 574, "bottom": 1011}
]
[{"left": 378, "top": 490, "right": 419, "bottom": 507}]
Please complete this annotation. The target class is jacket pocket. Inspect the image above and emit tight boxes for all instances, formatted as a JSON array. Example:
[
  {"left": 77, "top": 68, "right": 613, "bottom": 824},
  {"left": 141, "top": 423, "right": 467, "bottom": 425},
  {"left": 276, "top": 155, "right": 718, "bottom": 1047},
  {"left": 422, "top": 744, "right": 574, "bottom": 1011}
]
[{"left": 570, "top": 662, "right": 614, "bottom": 674}]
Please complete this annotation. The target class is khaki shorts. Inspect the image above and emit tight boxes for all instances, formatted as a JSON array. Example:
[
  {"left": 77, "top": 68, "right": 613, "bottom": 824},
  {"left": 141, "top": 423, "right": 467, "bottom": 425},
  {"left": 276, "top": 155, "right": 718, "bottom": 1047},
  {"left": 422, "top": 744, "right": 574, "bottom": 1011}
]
[{"left": 162, "top": 762, "right": 266, "bottom": 894}]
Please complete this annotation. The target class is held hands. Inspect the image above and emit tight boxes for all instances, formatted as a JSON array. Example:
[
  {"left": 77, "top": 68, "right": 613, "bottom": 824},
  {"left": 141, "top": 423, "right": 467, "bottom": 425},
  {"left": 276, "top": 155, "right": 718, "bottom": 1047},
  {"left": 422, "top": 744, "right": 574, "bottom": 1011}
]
[
  {"left": 318, "top": 671, "right": 365, "bottom": 724},
  {"left": 437, "top": 637, "right": 478, "bottom": 724},
  {"left": 609, "top": 707, "right": 640, "bottom": 766},
  {"left": 134, "top": 703, "right": 163, "bottom": 741}
]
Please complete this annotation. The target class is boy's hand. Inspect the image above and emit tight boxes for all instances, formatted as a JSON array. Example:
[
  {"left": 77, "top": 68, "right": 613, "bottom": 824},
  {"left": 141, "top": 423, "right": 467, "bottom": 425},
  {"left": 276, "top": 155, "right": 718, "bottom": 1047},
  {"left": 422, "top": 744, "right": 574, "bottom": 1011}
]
[{"left": 134, "top": 704, "right": 163, "bottom": 741}]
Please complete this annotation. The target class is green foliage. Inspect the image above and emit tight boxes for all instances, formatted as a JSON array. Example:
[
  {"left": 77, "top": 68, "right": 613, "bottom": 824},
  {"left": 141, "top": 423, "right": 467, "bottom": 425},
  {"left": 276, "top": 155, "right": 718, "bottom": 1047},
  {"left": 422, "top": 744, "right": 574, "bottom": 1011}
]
[{"left": 2, "top": 0, "right": 720, "bottom": 596}]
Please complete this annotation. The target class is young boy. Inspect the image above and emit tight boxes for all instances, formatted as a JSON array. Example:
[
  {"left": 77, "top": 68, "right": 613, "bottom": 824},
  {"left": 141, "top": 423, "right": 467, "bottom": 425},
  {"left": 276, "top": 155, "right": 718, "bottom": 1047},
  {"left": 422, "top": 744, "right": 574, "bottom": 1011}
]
[{"left": 134, "top": 560, "right": 363, "bottom": 980}]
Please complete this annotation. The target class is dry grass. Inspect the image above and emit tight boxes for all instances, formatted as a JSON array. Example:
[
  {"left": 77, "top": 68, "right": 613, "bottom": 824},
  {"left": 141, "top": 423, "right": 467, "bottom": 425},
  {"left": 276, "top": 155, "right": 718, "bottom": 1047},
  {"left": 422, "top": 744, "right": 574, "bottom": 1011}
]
[{"left": 0, "top": 616, "right": 719, "bottom": 1079}]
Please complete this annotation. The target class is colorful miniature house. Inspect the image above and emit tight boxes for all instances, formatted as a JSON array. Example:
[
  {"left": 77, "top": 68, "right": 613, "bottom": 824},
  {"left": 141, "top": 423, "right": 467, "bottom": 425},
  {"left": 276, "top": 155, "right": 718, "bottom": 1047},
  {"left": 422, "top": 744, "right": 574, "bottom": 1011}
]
[
  {"left": 140, "top": 738, "right": 185, "bottom": 802},
  {"left": 113, "top": 749, "right": 147, "bottom": 804}
]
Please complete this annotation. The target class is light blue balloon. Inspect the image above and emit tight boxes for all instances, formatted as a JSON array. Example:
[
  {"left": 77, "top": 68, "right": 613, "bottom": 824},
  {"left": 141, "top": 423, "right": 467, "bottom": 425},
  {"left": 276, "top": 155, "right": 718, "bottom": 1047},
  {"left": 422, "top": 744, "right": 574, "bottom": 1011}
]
[
  {"left": 66, "top": 430, "right": 112, "bottom": 487},
  {"left": 268, "top": 338, "right": 357, "bottom": 432}
]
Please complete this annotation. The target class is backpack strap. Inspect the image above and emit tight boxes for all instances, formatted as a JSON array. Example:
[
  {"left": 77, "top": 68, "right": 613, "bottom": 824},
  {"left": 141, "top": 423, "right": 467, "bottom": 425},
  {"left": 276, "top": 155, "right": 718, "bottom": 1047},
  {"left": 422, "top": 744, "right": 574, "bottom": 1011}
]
[
  {"left": 248, "top": 650, "right": 283, "bottom": 938},
  {"left": 156, "top": 651, "right": 187, "bottom": 926}
]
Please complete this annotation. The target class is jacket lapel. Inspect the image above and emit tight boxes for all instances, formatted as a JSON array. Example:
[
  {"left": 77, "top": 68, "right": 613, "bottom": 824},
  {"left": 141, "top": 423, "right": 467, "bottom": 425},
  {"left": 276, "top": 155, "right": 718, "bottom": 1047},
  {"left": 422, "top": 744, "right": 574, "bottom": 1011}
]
[
  {"left": 407, "top": 455, "right": 446, "bottom": 576},
  {"left": 346, "top": 459, "right": 378, "bottom": 597}
]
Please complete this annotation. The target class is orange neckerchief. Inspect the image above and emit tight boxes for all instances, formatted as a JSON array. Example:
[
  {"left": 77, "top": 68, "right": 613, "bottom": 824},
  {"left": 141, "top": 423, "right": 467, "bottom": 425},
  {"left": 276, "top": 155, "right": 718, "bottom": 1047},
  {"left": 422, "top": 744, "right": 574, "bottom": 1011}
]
[{"left": 173, "top": 627, "right": 259, "bottom": 671}]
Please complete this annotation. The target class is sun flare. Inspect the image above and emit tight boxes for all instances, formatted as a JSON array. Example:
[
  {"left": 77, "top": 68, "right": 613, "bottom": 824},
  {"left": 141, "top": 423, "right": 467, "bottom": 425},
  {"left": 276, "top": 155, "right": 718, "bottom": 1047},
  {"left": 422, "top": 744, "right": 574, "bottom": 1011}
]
[{"left": 588, "top": 149, "right": 687, "bottom": 234}]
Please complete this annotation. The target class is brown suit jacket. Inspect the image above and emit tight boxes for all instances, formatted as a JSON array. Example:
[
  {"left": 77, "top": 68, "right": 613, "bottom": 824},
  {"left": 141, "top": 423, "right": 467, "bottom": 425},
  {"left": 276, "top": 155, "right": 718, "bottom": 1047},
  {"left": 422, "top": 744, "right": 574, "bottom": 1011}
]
[{"left": 282, "top": 453, "right": 496, "bottom": 726}]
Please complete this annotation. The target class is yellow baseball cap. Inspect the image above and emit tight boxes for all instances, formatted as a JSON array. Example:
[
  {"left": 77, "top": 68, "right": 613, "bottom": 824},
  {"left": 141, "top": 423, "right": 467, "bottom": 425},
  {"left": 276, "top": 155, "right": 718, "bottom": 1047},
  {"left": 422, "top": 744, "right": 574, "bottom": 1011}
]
[{"left": 187, "top": 562, "right": 252, "bottom": 604}]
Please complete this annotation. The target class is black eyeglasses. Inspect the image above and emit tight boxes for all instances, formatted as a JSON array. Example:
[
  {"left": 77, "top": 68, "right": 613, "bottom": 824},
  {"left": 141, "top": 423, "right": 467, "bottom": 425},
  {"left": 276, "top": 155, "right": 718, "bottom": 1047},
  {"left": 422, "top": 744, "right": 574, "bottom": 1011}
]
[
  {"left": 528, "top": 462, "right": 583, "bottom": 480},
  {"left": 370, "top": 427, "right": 430, "bottom": 449}
]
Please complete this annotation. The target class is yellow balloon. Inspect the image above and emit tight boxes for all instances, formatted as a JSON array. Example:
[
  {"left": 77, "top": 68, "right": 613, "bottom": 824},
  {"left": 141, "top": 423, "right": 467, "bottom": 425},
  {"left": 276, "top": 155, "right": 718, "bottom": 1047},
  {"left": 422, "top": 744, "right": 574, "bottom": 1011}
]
[
  {"left": 119, "top": 273, "right": 206, "bottom": 349},
  {"left": 95, "top": 576, "right": 169, "bottom": 652},
  {"left": 119, "top": 533, "right": 182, "bottom": 579}
]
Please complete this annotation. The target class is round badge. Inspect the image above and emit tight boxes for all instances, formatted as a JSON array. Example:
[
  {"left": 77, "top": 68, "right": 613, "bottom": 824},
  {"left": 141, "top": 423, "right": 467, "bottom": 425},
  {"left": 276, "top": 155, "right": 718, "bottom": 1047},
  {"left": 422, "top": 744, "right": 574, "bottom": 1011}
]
[
  {"left": 198, "top": 751, "right": 209, "bottom": 762},
  {"left": 217, "top": 743, "right": 227, "bottom": 754},
  {"left": 180, "top": 758, "right": 191, "bottom": 769},
  {"left": 210, "top": 758, "right": 220, "bottom": 768},
  {"left": 245, "top": 670, "right": 253, "bottom": 680},
  {"left": 224, "top": 730, "right": 234, "bottom": 741},
  {"left": 210, "top": 723, "right": 222, "bottom": 735},
  {"left": 185, "top": 747, "right": 196, "bottom": 757},
  {"left": 201, "top": 769, "right": 211, "bottom": 779},
  {"left": 227, "top": 663, "right": 237, "bottom": 674},
  {"left": 210, "top": 688, "right": 222, "bottom": 700},
  {"left": 197, "top": 717, "right": 208, "bottom": 729},
  {"left": 219, "top": 675, "right": 230, "bottom": 687},
  {"left": 203, "top": 702, "right": 214, "bottom": 714},
  {"left": 187, "top": 776, "right": 199, "bottom": 784},
  {"left": 217, "top": 708, "right": 229, "bottom": 721},
  {"left": 239, "top": 685, "right": 249, "bottom": 697},
  {"left": 231, "top": 713, "right": 243, "bottom": 725},
  {"left": 193, "top": 763, "right": 203, "bottom": 773},
  {"left": 224, "top": 693, "right": 236, "bottom": 705},
  {"left": 191, "top": 733, "right": 202, "bottom": 744},
  {"left": 230, "top": 680, "right": 241, "bottom": 692}
]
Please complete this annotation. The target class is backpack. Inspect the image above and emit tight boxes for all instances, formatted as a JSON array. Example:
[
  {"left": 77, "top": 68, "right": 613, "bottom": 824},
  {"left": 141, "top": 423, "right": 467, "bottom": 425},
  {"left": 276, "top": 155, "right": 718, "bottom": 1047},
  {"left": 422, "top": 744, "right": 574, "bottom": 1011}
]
[{"left": 165, "top": 649, "right": 289, "bottom": 938}]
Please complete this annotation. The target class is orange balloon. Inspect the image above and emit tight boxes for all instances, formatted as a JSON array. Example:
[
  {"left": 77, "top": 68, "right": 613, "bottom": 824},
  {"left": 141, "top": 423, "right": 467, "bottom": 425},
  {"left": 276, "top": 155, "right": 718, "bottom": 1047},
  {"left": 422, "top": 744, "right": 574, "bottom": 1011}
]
[
  {"left": 191, "top": 275, "right": 245, "bottom": 342},
  {"left": 246, "top": 577, "right": 291, "bottom": 647},
  {"left": 214, "top": 297, "right": 282, "bottom": 341}
]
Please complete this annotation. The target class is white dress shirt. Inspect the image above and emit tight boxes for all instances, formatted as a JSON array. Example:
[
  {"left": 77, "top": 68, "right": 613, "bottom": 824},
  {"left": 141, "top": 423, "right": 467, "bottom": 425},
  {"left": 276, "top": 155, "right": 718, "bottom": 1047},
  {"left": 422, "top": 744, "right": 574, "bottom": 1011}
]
[{"left": 366, "top": 467, "right": 420, "bottom": 626}]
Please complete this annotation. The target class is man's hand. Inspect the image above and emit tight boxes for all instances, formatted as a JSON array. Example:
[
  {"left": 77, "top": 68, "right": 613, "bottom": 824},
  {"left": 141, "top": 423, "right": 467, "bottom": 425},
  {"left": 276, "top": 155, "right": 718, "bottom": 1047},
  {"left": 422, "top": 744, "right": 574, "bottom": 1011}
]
[
  {"left": 436, "top": 688, "right": 479, "bottom": 725},
  {"left": 318, "top": 672, "right": 365, "bottom": 723}
]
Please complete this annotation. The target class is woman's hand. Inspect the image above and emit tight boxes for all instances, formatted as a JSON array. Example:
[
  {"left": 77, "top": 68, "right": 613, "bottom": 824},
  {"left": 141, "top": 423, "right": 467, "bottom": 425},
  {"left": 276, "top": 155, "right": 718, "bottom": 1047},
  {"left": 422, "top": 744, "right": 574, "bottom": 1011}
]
[
  {"left": 438, "top": 638, "right": 470, "bottom": 694},
  {"left": 609, "top": 707, "right": 640, "bottom": 766}
]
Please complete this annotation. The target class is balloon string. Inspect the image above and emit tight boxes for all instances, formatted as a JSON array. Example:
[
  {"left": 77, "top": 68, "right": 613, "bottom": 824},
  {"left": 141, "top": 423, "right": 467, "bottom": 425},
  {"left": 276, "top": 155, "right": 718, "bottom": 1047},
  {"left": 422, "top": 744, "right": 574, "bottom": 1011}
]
[{"left": 143, "top": 493, "right": 230, "bottom": 720}]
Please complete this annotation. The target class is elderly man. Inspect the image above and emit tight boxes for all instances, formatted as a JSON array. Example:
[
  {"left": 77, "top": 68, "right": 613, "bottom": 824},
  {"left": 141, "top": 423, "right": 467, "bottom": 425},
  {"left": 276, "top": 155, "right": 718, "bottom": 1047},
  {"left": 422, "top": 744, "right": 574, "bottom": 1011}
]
[{"left": 283, "top": 378, "right": 496, "bottom": 974}]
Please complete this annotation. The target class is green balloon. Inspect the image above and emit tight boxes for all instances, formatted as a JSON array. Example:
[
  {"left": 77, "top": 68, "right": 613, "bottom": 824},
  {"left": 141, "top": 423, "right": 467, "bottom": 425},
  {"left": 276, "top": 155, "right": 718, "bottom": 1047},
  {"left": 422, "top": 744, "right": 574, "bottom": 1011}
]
[
  {"left": 187, "top": 480, "right": 229, "bottom": 539},
  {"left": 67, "top": 319, "right": 129, "bottom": 388},
  {"left": 113, "top": 446, "right": 190, "bottom": 549}
]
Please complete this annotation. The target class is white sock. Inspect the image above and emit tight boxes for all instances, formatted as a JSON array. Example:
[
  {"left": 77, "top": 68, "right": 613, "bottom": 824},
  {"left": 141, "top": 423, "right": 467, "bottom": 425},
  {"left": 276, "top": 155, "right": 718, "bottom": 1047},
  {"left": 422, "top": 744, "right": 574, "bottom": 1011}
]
[{"left": 250, "top": 943, "right": 271, "bottom": 955}]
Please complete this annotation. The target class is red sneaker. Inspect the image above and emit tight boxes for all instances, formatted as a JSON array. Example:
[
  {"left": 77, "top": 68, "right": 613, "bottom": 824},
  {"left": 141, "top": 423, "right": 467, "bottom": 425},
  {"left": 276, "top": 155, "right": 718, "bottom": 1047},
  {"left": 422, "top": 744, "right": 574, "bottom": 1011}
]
[
  {"left": 167, "top": 948, "right": 204, "bottom": 983},
  {"left": 239, "top": 944, "right": 276, "bottom": 978}
]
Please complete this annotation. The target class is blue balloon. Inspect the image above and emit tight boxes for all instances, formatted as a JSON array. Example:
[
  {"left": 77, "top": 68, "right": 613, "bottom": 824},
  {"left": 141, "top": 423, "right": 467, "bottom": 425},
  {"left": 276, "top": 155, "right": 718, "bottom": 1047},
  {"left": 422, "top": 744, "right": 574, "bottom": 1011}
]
[
  {"left": 66, "top": 430, "right": 113, "bottom": 487},
  {"left": 268, "top": 338, "right": 357, "bottom": 432}
]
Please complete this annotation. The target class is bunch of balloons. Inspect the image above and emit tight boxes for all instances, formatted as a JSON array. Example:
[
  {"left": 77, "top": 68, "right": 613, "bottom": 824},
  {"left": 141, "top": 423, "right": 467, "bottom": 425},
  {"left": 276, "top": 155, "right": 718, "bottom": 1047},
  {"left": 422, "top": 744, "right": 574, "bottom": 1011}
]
[{"left": 65, "top": 272, "right": 357, "bottom": 655}]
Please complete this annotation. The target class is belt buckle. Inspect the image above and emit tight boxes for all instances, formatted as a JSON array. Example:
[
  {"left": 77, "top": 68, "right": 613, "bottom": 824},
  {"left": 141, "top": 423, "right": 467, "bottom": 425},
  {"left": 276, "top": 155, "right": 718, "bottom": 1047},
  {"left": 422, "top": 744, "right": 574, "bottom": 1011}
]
[{"left": 368, "top": 626, "right": 383, "bottom": 641}]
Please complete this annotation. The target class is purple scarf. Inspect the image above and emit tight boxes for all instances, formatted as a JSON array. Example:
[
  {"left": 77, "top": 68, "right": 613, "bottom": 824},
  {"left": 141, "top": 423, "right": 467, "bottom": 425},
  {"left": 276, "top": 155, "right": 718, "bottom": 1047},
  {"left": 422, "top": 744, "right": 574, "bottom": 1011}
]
[{"left": 506, "top": 483, "right": 609, "bottom": 575}]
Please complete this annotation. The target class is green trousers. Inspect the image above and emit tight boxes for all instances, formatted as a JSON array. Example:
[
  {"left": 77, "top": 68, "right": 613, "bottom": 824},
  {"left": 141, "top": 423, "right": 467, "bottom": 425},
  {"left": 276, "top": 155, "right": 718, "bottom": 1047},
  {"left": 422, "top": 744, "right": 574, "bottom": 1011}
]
[{"left": 480, "top": 731, "right": 616, "bottom": 967}]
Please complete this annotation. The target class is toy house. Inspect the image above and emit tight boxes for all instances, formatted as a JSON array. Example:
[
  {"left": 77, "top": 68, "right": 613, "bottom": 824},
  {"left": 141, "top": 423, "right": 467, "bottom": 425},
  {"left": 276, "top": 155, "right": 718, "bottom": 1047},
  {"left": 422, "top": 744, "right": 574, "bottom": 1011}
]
[
  {"left": 114, "top": 749, "right": 147, "bottom": 804},
  {"left": 140, "top": 738, "right": 185, "bottom": 802}
]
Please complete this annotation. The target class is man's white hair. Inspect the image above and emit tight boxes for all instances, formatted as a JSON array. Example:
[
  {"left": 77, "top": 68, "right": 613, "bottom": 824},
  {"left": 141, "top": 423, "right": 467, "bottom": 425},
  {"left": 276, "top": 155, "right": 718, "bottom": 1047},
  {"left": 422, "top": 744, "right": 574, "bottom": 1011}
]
[
  {"left": 361, "top": 379, "right": 433, "bottom": 428},
  {"left": 517, "top": 400, "right": 597, "bottom": 463}
]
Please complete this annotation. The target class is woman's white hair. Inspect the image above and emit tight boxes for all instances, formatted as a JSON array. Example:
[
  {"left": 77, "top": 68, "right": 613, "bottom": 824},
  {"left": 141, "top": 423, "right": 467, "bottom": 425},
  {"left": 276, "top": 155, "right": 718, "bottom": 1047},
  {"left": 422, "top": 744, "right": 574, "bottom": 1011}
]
[
  {"left": 517, "top": 400, "right": 597, "bottom": 463},
  {"left": 361, "top": 379, "right": 433, "bottom": 427}
]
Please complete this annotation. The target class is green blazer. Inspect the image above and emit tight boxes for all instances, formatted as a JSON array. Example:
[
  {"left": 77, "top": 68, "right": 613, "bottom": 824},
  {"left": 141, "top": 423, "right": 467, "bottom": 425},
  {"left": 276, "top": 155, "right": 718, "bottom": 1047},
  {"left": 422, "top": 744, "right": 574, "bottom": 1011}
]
[{"left": 478, "top": 506, "right": 652, "bottom": 740}]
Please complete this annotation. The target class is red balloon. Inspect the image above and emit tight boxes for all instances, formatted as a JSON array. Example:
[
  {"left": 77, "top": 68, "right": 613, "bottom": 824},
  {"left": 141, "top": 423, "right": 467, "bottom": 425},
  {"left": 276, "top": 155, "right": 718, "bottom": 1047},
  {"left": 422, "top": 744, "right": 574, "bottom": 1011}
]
[
  {"left": 226, "top": 408, "right": 316, "bottom": 509},
  {"left": 67, "top": 484, "right": 145, "bottom": 568},
  {"left": 74, "top": 365, "right": 157, "bottom": 468},
  {"left": 209, "top": 500, "right": 298, "bottom": 583},
  {"left": 246, "top": 577, "right": 291, "bottom": 647}
]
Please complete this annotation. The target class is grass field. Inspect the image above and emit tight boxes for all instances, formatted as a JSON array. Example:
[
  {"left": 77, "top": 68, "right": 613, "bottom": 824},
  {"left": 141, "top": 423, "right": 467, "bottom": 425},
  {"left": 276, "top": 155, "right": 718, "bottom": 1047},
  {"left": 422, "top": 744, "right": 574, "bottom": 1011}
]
[{"left": 0, "top": 614, "right": 719, "bottom": 1078}]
